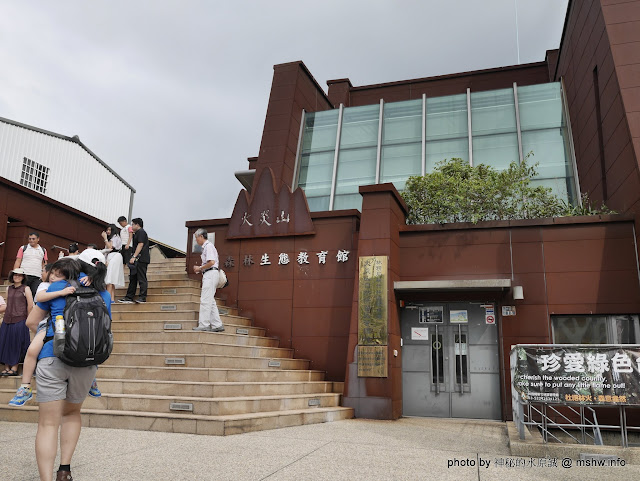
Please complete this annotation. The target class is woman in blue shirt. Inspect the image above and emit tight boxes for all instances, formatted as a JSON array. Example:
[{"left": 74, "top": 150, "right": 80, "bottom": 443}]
[{"left": 26, "top": 250, "right": 110, "bottom": 481}]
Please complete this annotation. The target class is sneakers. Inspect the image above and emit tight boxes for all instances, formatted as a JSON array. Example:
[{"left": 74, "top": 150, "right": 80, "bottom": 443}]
[
  {"left": 8, "top": 386, "right": 33, "bottom": 406},
  {"left": 135, "top": 298, "right": 146, "bottom": 304},
  {"left": 210, "top": 326, "right": 225, "bottom": 332},
  {"left": 88, "top": 379, "right": 101, "bottom": 398},
  {"left": 192, "top": 326, "right": 210, "bottom": 332},
  {"left": 118, "top": 298, "right": 134, "bottom": 304}
]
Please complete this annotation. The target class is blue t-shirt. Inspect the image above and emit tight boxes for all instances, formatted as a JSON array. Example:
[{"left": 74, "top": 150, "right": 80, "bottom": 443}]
[{"left": 37, "top": 278, "right": 111, "bottom": 360}]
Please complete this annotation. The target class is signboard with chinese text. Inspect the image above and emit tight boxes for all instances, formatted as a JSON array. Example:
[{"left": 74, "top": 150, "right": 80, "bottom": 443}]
[
  {"left": 419, "top": 306, "right": 443, "bottom": 323},
  {"left": 512, "top": 346, "right": 640, "bottom": 405},
  {"left": 358, "top": 256, "right": 388, "bottom": 346},
  {"left": 357, "top": 345, "right": 388, "bottom": 377}
]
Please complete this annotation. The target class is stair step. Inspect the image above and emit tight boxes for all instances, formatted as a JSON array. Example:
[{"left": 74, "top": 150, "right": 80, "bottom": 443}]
[
  {"left": 111, "top": 340, "right": 292, "bottom": 358},
  {"left": 115, "top": 286, "right": 201, "bottom": 296},
  {"left": 91, "top": 365, "right": 326, "bottom": 382},
  {"left": 112, "top": 331, "right": 279, "bottom": 347},
  {"left": 111, "top": 320, "right": 259, "bottom": 333},
  {"left": 0, "top": 389, "right": 341, "bottom": 416},
  {"left": 0, "top": 405, "right": 355, "bottom": 436},
  {"left": 102, "top": 353, "right": 309, "bottom": 370},
  {"left": 112, "top": 301, "right": 201, "bottom": 311}
]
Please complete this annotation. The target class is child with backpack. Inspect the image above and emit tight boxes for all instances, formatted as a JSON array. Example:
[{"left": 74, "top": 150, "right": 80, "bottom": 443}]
[{"left": 8, "top": 262, "right": 103, "bottom": 406}]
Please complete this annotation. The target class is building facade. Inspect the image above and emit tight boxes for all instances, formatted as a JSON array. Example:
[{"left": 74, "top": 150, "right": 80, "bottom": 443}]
[
  {"left": 0, "top": 117, "right": 135, "bottom": 276},
  {"left": 187, "top": 0, "right": 640, "bottom": 421}
]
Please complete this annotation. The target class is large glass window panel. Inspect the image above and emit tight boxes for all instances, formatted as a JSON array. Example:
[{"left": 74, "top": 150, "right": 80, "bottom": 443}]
[
  {"left": 334, "top": 105, "right": 379, "bottom": 210},
  {"left": 471, "top": 88, "right": 518, "bottom": 170},
  {"left": 471, "top": 133, "right": 519, "bottom": 171},
  {"left": 298, "top": 110, "right": 339, "bottom": 211},
  {"left": 426, "top": 94, "right": 468, "bottom": 141},
  {"left": 381, "top": 143, "right": 421, "bottom": 190},
  {"left": 425, "top": 138, "right": 469, "bottom": 172},
  {"left": 471, "top": 88, "right": 517, "bottom": 136},
  {"left": 297, "top": 151, "right": 333, "bottom": 211},
  {"left": 382, "top": 99, "right": 422, "bottom": 145},
  {"left": 301, "top": 110, "right": 339, "bottom": 153},
  {"left": 339, "top": 104, "right": 379, "bottom": 149},
  {"left": 552, "top": 315, "right": 640, "bottom": 344},
  {"left": 518, "top": 83, "right": 563, "bottom": 131},
  {"left": 381, "top": 100, "right": 422, "bottom": 188},
  {"left": 552, "top": 316, "right": 608, "bottom": 344},
  {"left": 334, "top": 147, "right": 377, "bottom": 210},
  {"left": 530, "top": 178, "right": 570, "bottom": 204}
]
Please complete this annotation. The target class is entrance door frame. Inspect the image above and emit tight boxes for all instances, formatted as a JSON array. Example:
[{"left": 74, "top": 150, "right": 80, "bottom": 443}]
[{"left": 396, "top": 289, "right": 508, "bottom": 421}]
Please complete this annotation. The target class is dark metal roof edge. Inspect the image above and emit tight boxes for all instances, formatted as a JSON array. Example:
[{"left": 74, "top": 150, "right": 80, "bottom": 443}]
[
  {"left": 554, "top": 0, "right": 574, "bottom": 81},
  {"left": 335, "top": 61, "right": 549, "bottom": 92},
  {"left": 149, "top": 237, "right": 186, "bottom": 256},
  {"left": 0, "top": 116, "right": 136, "bottom": 193}
]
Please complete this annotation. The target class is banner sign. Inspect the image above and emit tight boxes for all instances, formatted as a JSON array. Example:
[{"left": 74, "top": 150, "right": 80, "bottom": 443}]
[{"left": 512, "top": 346, "right": 640, "bottom": 405}]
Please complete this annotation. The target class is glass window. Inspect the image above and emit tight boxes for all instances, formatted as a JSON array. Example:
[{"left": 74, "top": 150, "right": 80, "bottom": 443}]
[
  {"left": 297, "top": 110, "right": 339, "bottom": 211},
  {"left": 471, "top": 88, "right": 519, "bottom": 170},
  {"left": 381, "top": 99, "right": 422, "bottom": 189},
  {"left": 518, "top": 83, "right": 576, "bottom": 205},
  {"left": 426, "top": 94, "right": 468, "bottom": 171},
  {"left": 335, "top": 105, "right": 379, "bottom": 210},
  {"left": 552, "top": 315, "right": 639, "bottom": 344}
]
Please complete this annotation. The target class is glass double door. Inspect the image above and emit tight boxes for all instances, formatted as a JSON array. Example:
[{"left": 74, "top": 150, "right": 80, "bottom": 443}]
[{"left": 401, "top": 302, "right": 501, "bottom": 420}]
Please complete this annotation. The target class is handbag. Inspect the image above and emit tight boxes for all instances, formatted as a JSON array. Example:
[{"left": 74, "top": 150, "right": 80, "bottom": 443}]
[{"left": 217, "top": 269, "right": 228, "bottom": 289}]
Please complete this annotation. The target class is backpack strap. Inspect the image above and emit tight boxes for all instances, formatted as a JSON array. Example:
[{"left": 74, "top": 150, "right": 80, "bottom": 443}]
[{"left": 43, "top": 317, "right": 54, "bottom": 345}]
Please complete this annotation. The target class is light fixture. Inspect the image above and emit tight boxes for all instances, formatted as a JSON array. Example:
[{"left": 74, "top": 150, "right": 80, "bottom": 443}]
[{"left": 513, "top": 285, "right": 524, "bottom": 300}]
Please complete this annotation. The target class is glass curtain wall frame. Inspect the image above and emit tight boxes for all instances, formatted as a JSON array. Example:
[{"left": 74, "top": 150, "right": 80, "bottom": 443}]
[
  {"left": 517, "top": 82, "right": 578, "bottom": 205},
  {"left": 333, "top": 104, "right": 379, "bottom": 210},
  {"left": 470, "top": 87, "right": 519, "bottom": 171},
  {"left": 293, "top": 81, "right": 579, "bottom": 212},
  {"left": 425, "top": 93, "right": 470, "bottom": 172},
  {"left": 296, "top": 109, "right": 340, "bottom": 211},
  {"left": 380, "top": 98, "right": 423, "bottom": 191}
]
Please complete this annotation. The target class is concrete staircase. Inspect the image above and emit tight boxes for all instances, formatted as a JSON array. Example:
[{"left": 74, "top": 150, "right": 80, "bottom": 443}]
[{"left": 0, "top": 258, "right": 353, "bottom": 435}]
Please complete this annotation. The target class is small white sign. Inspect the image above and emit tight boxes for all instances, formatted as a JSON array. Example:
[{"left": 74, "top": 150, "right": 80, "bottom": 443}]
[
  {"left": 502, "top": 306, "right": 516, "bottom": 316},
  {"left": 411, "top": 328, "right": 429, "bottom": 340}
]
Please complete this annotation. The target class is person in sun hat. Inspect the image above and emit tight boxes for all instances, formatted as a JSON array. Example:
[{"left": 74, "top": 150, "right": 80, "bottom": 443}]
[{"left": 0, "top": 267, "right": 33, "bottom": 377}]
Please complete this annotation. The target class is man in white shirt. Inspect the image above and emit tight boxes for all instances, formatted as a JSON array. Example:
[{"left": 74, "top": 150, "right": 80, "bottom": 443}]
[
  {"left": 118, "top": 216, "right": 133, "bottom": 266},
  {"left": 192, "top": 228, "right": 224, "bottom": 332},
  {"left": 14, "top": 231, "right": 47, "bottom": 294}
]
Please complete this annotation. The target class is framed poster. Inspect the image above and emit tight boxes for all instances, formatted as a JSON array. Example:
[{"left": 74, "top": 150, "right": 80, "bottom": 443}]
[
  {"left": 450, "top": 309, "right": 468, "bottom": 324},
  {"left": 419, "top": 306, "right": 444, "bottom": 323}
]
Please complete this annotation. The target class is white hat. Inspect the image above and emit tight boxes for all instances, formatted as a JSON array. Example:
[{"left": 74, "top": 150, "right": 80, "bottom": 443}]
[{"left": 78, "top": 248, "right": 106, "bottom": 265}]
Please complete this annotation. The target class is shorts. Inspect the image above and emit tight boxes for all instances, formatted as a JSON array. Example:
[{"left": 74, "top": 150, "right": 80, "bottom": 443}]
[{"left": 35, "top": 357, "right": 97, "bottom": 404}]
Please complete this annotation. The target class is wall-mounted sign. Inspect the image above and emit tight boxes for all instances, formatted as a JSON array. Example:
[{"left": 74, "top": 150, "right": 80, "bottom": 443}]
[
  {"left": 358, "top": 256, "right": 388, "bottom": 346},
  {"left": 419, "top": 306, "right": 443, "bottom": 323},
  {"left": 227, "top": 168, "right": 315, "bottom": 239},
  {"left": 484, "top": 304, "right": 495, "bottom": 325},
  {"left": 357, "top": 345, "right": 388, "bottom": 377},
  {"left": 450, "top": 309, "right": 468, "bottom": 324},
  {"left": 411, "top": 327, "right": 429, "bottom": 340},
  {"left": 513, "top": 346, "right": 640, "bottom": 405},
  {"left": 502, "top": 306, "right": 516, "bottom": 316}
]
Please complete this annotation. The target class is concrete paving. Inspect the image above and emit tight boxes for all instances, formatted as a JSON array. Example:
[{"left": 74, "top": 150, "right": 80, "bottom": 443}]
[{"left": 2, "top": 417, "right": 639, "bottom": 480}]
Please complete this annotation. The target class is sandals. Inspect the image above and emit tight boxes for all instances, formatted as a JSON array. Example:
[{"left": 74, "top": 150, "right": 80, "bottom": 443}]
[{"left": 1, "top": 369, "right": 18, "bottom": 376}]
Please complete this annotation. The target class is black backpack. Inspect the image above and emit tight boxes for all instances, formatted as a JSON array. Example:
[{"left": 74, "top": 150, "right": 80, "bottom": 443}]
[{"left": 50, "top": 281, "right": 113, "bottom": 367}]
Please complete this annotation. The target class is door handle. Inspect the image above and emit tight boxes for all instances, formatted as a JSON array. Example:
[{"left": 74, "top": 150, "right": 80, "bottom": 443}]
[{"left": 458, "top": 324, "right": 464, "bottom": 395}]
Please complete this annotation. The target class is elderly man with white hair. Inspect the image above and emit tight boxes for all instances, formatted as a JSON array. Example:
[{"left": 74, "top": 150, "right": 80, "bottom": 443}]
[{"left": 192, "top": 228, "right": 224, "bottom": 332}]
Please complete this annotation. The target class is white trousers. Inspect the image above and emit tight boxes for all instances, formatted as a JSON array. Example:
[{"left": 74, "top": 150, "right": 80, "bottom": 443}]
[{"left": 199, "top": 270, "right": 223, "bottom": 328}]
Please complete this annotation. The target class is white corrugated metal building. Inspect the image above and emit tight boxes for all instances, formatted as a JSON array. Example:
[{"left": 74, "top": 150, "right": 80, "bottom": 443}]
[{"left": 0, "top": 116, "right": 134, "bottom": 222}]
